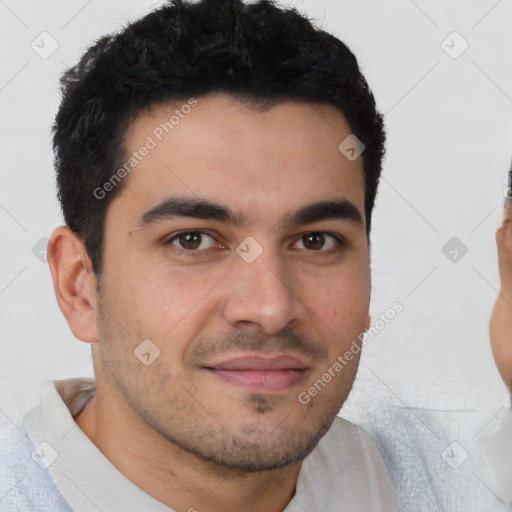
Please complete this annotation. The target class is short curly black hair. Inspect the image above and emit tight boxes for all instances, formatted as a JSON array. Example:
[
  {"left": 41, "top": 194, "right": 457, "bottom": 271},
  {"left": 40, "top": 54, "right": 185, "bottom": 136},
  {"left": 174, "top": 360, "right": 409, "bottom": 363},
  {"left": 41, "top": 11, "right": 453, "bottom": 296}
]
[{"left": 53, "top": 0, "right": 385, "bottom": 277}]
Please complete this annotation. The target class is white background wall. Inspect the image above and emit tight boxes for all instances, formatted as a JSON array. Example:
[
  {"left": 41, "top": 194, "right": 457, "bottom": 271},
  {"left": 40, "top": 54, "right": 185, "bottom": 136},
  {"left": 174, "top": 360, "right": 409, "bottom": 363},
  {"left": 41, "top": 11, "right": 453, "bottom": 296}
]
[{"left": 1, "top": 0, "right": 511, "bottom": 428}]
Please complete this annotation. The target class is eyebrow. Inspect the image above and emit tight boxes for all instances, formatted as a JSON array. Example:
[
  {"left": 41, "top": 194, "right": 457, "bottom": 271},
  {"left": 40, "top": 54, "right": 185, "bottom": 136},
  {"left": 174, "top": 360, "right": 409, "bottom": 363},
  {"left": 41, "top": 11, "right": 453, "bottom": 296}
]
[{"left": 136, "top": 195, "right": 363, "bottom": 230}]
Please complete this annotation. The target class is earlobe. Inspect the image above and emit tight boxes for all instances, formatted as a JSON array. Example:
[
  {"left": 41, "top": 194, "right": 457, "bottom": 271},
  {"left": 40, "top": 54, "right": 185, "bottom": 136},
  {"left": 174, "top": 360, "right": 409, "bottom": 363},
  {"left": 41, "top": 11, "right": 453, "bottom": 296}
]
[
  {"left": 496, "top": 220, "right": 512, "bottom": 292},
  {"left": 47, "top": 226, "right": 99, "bottom": 343},
  {"left": 365, "top": 314, "right": 371, "bottom": 331},
  {"left": 490, "top": 295, "right": 512, "bottom": 392}
]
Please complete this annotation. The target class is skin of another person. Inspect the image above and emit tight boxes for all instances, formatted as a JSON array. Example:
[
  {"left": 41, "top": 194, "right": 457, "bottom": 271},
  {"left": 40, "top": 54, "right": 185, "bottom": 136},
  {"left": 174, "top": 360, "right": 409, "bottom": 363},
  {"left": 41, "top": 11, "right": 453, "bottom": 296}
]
[
  {"left": 490, "top": 199, "right": 512, "bottom": 391},
  {"left": 47, "top": 93, "right": 372, "bottom": 512}
]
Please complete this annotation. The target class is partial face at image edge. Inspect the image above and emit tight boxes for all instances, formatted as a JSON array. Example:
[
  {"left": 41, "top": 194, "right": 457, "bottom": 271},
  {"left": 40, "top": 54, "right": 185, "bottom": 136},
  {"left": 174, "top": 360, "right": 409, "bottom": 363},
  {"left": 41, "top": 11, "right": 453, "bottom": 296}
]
[{"left": 490, "top": 197, "right": 512, "bottom": 391}]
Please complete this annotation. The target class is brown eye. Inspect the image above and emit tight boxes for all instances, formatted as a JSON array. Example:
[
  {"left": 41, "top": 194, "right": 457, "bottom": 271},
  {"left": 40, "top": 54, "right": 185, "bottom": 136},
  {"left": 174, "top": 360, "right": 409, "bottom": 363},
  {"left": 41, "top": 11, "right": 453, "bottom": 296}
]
[
  {"left": 294, "top": 232, "right": 343, "bottom": 252},
  {"left": 179, "top": 232, "right": 201, "bottom": 250},
  {"left": 303, "top": 233, "right": 325, "bottom": 250},
  {"left": 167, "top": 231, "right": 216, "bottom": 251}
]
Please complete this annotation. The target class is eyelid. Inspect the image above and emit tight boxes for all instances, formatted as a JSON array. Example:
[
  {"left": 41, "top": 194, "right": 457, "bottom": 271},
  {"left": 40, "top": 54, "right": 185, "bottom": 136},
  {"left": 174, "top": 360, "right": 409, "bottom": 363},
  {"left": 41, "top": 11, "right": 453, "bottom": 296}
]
[
  {"left": 290, "top": 231, "right": 346, "bottom": 252},
  {"left": 164, "top": 230, "right": 225, "bottom": 255}
]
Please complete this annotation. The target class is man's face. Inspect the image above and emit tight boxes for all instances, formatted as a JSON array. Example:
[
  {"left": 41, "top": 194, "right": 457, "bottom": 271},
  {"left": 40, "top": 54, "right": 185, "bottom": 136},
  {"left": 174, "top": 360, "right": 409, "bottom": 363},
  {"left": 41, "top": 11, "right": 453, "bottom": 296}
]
[
  {"left": 93, "top": 93, "right": 370, "bottom": 472},
  {"left": 490, "top": 201, "right": 512, "bottom": 390}
]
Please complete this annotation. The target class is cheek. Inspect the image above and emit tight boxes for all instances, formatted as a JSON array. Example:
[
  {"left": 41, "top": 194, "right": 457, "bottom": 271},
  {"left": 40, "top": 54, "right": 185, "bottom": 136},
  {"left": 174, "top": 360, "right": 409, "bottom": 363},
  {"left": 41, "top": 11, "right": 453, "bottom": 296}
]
[
  {"left": 120, "top": 269, "right": 221, "bottom": 353},
  {"left": 122, "top": 262, "right": 198, "bottom": 315},
  {"left": 298, "top": 278, "right": 369, "bottom": 370},
  {"left": 307, "top": 264, "right": 370, "bottom": 328}
]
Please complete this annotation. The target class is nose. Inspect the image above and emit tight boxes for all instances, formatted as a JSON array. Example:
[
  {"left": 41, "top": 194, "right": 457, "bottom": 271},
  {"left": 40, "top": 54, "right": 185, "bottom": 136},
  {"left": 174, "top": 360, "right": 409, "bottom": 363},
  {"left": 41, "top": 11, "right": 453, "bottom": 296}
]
[{"left": 221, "top": 248, "right": 308, "bottom": 335}]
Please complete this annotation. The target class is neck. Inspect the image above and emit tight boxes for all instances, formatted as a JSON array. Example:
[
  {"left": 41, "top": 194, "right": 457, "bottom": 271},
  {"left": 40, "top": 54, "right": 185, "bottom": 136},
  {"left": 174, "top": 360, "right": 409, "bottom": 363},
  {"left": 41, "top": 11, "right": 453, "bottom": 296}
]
[{"left": 74, "top": 380, "right": 302, "bottom": 512}]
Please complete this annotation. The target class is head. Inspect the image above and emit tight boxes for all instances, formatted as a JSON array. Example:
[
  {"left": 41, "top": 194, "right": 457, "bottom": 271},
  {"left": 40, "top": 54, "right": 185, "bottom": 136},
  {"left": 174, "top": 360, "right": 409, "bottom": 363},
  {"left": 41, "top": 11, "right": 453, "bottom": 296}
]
[
  {"left": 48, "top": 0, "right": 385, "bottom": 473},
  {"left": 490, "top": 164, "right": 512, "bottom": 391}
]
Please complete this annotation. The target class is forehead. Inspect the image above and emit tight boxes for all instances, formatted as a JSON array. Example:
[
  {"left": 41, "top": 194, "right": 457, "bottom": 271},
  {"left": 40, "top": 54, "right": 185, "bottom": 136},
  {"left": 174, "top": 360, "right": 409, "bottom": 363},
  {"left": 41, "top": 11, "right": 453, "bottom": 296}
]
[{"left": 114, "top": 93, "right": 366, "bottom": 228}]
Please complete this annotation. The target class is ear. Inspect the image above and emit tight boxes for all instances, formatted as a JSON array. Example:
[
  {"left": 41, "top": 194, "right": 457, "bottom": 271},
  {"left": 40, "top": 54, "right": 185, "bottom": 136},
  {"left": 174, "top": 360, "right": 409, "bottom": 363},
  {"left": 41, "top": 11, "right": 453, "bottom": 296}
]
[
  {"left": 496, "top": 201, "right": 512, "bottom": 291},
  {"left": 490, "top": 206, "right": 512, "bottom": 389},
  {"left": 47, "top": 226, "right": 99, "bottom": 343},
  {"left": 489, "top": 295, "right": 512, "bottom": 392},
  {"left": 495, "top": 211, "right": 512, "bottom": 293}
]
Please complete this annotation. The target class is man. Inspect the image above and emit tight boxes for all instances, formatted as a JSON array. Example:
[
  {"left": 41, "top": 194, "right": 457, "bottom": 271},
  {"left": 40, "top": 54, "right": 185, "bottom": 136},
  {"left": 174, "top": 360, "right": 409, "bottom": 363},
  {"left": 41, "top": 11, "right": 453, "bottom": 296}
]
[
  {"left": 0, "top": 0, "right": 397, "bottom": 510},
  {"left": 483, "top": 169, "right": 512, "bottom": 507}
]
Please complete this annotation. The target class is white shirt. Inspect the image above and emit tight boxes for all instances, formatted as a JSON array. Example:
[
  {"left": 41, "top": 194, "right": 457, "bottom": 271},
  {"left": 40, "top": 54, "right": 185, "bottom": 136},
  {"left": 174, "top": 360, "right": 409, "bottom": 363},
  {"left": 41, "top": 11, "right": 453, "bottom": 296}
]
[{"left": 0, "top": 378, "right": 397, "bottom": 511}]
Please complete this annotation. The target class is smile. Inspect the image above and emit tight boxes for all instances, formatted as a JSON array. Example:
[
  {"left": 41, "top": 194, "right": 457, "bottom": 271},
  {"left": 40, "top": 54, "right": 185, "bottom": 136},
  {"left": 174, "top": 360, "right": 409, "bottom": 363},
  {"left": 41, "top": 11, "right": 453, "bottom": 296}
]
[{"left": 203, "top": 354, "right": 311, "bottom": 392}]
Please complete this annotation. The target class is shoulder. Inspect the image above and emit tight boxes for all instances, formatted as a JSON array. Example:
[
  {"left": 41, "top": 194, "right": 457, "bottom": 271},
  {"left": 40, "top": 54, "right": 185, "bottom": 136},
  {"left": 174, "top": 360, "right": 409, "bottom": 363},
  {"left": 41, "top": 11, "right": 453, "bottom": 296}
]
[
  {"left": 319, "top": 414, "right": 388, "bottom": 462},
  {"left": 302, "top": 415, "right": 397, "bottom": 510},
  {"left": 319, "top": 416, "right": 398, "bottom": 480},
  {"left": 350, "top": 405, "right": 508, "bottom": 511},
  {"left": 0, "top": 420, "right": 71, "bottom": 511}
]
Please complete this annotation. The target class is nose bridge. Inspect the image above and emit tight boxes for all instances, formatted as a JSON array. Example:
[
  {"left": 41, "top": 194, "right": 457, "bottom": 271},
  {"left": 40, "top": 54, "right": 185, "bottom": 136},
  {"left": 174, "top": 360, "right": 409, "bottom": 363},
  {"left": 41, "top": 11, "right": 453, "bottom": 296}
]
[{"left": 222, "top": 240, "right": 305, "bottom": 333}]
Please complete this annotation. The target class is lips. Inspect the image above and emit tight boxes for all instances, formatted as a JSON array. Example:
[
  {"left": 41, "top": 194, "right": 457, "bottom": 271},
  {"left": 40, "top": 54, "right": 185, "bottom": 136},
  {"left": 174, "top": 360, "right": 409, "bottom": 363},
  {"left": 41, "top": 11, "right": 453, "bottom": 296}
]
[
  {"left": 207, "top": 355, "right": 308, "bottom": 371},
  {"left": 203, "top": 354, "right": 310, "bottom": 392}
]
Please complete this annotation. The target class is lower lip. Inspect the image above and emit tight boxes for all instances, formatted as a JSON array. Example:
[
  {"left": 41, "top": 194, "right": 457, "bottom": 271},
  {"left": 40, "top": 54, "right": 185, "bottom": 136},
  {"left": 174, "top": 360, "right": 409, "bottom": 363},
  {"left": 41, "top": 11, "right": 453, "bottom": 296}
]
[{"left": 205, "top": 368, "right": 308, "bottom": 392}]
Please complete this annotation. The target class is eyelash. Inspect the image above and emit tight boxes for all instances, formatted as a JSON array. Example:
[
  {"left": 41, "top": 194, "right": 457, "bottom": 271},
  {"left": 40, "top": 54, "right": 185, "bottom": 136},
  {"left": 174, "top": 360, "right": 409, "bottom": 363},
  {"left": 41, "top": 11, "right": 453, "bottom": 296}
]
[{"left": 163, "top": 230, "right": 347, "bottom": 257}]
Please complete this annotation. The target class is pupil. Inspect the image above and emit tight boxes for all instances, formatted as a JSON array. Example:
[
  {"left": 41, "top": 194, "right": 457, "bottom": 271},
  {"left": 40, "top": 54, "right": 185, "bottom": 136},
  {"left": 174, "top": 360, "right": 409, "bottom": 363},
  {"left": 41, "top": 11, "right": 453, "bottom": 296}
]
[
  {"left": 305, "top": 233, "right": 324, "bottom": 250},
  {"left": 181, "top": 232, "right": 200, "bottom": 250}
]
